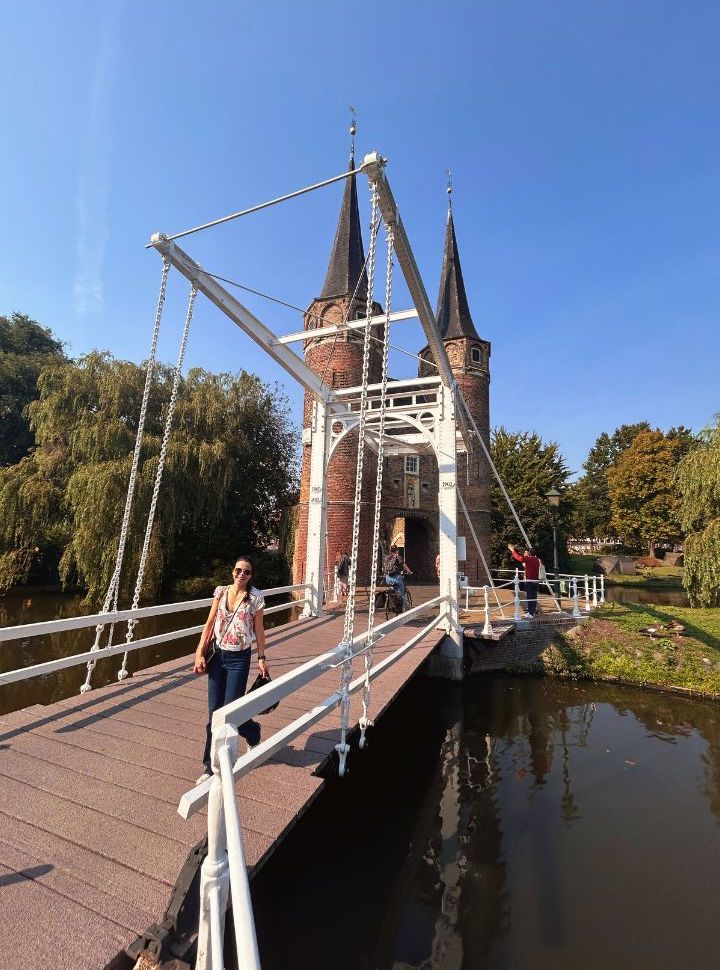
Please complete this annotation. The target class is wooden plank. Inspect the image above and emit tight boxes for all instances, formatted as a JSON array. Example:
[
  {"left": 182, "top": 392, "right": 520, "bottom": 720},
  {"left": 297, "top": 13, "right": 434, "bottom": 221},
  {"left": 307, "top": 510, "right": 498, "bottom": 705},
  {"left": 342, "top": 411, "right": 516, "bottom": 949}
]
[{"left": 0, "top": 608, "right": 443, "bottom": 970}]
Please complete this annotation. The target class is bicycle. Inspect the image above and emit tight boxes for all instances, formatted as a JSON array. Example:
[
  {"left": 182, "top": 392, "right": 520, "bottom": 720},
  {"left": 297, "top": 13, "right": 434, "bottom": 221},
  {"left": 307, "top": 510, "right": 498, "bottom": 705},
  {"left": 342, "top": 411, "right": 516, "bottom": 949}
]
[{"left": 378, "top": 582, "right": 412, "bottom": 622}]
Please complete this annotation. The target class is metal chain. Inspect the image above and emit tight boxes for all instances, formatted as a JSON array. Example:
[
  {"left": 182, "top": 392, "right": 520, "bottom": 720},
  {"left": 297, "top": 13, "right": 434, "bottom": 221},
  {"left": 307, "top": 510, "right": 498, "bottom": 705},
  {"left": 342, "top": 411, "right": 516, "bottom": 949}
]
[
  {"left": 80, "top": 258, "right": 170, "bottom": 693},
  {"left": 117, "top": 283, "right": 197, "bottom": 681},
  {"left": 358, "top": 222, "right": 394, "bottom": 749},
  {"left": 335, "top": 183, "right": 380, "bottom": 776}
]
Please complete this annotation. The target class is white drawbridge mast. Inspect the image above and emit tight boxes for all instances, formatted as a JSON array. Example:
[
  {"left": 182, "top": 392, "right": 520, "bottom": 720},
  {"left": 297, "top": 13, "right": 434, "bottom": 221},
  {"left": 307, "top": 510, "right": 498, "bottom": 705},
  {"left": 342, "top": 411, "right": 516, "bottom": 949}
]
[{"left": 150, "top": 151, "right": 470, "bottom": 669}]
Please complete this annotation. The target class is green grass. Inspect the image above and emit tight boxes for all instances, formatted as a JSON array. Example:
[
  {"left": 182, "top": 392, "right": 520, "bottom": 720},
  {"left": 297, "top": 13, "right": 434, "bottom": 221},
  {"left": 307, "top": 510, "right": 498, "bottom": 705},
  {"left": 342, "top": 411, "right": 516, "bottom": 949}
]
[
  {"left": 538, "top": 602, "right": 720, "bottom": 697},
  {"left": 566, "top": 553, "right": 684, "bottom": 588}
]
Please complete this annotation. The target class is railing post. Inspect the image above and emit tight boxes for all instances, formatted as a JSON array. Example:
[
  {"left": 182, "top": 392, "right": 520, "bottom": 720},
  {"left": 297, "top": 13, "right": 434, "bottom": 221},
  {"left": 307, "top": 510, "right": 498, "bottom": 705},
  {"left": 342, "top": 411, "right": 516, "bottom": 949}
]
[
  {"left": 584, "top": 574, "right": 591, "bottom": 612},
  {"left": 436, "top": 383, "right": 462, "bottom": 673},
  {"left": 572, "top": 577, "right": 582, "bottom": 619},
  {"left": 513, "top": 569, "right": 522, "bottom": 623},
  {"left": 599, "top": 574, "right": 605, "bottom": 604},
  {"left": 592, "top": 575, "right": 598, "bottom": 608},
  {"left": 482, "top": 586, "right": 493, "bottom": 637},
  {"left": 196, "top": 728, "right": 237, "bottom": 970},
  {"left": 303, "top": 398, "right": 329, "bottom": 618}
]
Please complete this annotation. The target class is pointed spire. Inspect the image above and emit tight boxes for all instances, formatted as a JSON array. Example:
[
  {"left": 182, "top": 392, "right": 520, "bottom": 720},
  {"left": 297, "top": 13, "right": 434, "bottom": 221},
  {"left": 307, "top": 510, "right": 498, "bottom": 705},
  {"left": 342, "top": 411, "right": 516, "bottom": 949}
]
[
  {"left": 319, "top": 119, "right": 367, "bottom": 302},
  {"left": 436, "top": 189, "right": 480, "bottom": 341}
]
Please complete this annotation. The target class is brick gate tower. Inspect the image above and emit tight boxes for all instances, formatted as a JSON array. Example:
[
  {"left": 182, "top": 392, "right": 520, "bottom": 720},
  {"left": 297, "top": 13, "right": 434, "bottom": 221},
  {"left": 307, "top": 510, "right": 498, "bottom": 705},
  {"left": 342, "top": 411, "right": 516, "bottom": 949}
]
[
  {"left": 292, "top": 152, "right": 383, "bottom": 588},
  {"left": 419, "top": 199, "right": 492, "bottom": 583}
]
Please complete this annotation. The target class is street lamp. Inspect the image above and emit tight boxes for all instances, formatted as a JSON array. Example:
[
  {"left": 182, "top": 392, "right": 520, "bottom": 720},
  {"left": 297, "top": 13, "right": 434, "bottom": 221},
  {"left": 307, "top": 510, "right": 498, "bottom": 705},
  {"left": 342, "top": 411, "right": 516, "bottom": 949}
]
[{"left": 545, "top": 488, "right": 561, "bottom": 588}]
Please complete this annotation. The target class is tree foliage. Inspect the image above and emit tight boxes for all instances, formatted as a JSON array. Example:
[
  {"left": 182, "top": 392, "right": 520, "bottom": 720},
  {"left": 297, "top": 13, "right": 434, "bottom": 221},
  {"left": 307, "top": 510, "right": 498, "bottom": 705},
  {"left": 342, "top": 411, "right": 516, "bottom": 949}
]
[
  {"left": 606, "top": 428, "right": 695, "bottom": 554},
  {"left": 489, "top": 427, "right": 572, "bottom": 569},
  {"left": 0, "top": 352, "right": 299, "bottom": 601},
  {"left": 677, "top": 416, "right": 720, "bottom": 607},
  {"left": 0, "top": 313, "right": 65, "bottom": 466},
  {"left": 568, "top": 422, "right": 650, "bottom": 538}
]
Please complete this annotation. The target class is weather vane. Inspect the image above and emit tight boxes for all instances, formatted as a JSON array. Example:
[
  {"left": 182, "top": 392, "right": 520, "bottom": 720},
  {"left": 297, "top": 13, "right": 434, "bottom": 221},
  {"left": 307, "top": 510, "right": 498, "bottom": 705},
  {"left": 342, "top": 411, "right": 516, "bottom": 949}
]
[
  {"left": 349, "top": 106, "right": 357, "bottom": 157},
  {"left": 446, "top": 169, "right": 453, "bottom": 208}
]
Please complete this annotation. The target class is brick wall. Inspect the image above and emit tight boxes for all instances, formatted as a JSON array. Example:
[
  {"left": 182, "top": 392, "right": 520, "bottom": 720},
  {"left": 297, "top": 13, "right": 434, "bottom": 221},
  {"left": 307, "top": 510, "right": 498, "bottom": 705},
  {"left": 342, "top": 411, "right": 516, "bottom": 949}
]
[
  {"left": 293, "top": 295, "right": 383, "bottom": 587},
  {"left": 465, "top": 616, "right": 583, "bottom": 675}
]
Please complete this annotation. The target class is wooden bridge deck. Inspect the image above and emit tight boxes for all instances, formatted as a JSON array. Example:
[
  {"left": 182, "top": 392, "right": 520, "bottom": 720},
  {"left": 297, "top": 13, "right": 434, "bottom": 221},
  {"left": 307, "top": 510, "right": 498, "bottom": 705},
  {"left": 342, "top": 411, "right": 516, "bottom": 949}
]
[{"left": 0, "top": 610, "right": 444, "bottom": 970}]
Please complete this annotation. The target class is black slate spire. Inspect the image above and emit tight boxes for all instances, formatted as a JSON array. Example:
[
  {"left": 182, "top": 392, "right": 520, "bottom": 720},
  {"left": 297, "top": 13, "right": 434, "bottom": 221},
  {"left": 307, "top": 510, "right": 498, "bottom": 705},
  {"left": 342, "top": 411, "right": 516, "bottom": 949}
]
[
  {"left": 436, "top": 207, "right": 480, "bottom": 341},
  {"left": 319, "top": 151, "right": 368, "bottom": 302}
]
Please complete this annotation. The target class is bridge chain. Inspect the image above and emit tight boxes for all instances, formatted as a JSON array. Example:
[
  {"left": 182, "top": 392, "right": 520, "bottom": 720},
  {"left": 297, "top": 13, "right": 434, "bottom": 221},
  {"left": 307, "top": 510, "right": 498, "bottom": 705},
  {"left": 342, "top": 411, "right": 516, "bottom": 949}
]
[
  {"left": 336, "top": 182, "right": 380, "bottom": 776},
  {"left": 81, "top": 258, "right": 171, "bottom": 694},
  {"left": 118, "top": 283, "right": 197, "bottom": 681},
  {"left": 359, "top": 221, "right": 394, "bottom": 749}
]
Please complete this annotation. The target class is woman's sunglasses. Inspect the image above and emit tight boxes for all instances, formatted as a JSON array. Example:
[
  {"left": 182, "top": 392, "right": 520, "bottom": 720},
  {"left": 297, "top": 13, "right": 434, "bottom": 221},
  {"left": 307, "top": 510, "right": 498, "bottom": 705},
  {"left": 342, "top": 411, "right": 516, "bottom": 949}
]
[{"left": 233, "top": 567, "right": 252, "bottom": 576}]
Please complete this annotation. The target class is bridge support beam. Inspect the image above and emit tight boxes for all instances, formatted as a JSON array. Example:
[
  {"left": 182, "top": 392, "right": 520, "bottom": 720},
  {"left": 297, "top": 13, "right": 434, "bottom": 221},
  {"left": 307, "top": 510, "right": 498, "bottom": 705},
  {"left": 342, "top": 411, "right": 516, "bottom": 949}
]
[
  {"left": 436, "top": 384, "right": 463, "bottom": 679},
  {"left": 303, "top": 399, "right": 329, "bottom": 617}
]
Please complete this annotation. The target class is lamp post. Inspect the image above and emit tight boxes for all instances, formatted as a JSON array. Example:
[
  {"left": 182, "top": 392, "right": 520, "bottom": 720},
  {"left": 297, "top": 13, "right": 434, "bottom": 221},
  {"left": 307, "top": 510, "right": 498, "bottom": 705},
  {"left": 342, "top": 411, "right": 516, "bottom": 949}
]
[{"left": 545, "top": 488, "right": 561, "bottom": 596}]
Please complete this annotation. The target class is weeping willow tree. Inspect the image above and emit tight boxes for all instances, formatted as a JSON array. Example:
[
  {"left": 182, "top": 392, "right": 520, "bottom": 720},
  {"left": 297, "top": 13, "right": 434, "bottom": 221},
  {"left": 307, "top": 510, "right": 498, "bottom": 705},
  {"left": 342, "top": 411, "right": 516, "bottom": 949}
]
[
  {"left": 0, "top": 351, "right": 298, "bottom": 602},
  {"left": 677, "top": 416, "right": 720, "bottom": 607}
]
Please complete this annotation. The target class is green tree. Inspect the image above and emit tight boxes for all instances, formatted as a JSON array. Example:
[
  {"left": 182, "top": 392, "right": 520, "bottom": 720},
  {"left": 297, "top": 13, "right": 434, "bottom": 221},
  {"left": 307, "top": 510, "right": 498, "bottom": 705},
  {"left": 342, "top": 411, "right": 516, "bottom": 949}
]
[
  {"left": 0, "top": 352, "right": 298, "bottom": 599},
  {"left": 489, "top": 427, "right": 572, "bottom": 570},
  {"left": 568, "top": 422, "right": 651, "bottom": 539},
  {"left": 677, "top": 416, "right": 720, "bottom": 607},
  {"left": 0, "top": 313, "right": 65, "bottom": 466},
  {"left": 606, "top": 428, "right": 694, "bottom": 554}
]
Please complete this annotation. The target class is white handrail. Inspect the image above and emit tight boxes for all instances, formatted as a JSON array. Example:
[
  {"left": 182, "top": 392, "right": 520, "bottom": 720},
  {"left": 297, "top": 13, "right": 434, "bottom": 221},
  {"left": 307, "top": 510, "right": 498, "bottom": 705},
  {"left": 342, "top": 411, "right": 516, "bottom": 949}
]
[
  {"left": 0, "top": 585, "right": 310, "bottom": 686},
  {"left": 0, "top": 583, "right": 310, "bottom": 644},
  {"left": 188, "top": 599, "right": 447, "bottom": 969},
  {"left": 179, "top": 598, "right": 446, "bottom": 819}
]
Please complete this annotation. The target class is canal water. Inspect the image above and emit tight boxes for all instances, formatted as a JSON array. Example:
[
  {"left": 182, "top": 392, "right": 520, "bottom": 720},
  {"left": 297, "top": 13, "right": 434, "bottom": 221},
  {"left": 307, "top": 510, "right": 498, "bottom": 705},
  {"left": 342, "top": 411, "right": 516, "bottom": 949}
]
[
  {"left": 604, "top": 585, "right": 690, "bottom": 607},
  {"left": 252, "top": 673, "right": 720, "bottom": 970}
]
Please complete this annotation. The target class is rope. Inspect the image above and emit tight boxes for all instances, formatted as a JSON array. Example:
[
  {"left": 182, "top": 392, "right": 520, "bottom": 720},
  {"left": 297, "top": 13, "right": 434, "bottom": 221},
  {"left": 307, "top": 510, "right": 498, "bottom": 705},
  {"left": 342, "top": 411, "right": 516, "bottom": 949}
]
[
  {"left": 80, "top": 258, "right": 170, "bottom": 694},
  {"left": 335, "top": 183, "right": 380, "bottom": 776},
  {"left": 358, "top": 221, "right": 394, "bottom": 749},
  {"left": 117, "top": 283, "right": 197, "bottom": 681},
  {"left": 456, "top": 392, "right": 562, "bottom": 612}
]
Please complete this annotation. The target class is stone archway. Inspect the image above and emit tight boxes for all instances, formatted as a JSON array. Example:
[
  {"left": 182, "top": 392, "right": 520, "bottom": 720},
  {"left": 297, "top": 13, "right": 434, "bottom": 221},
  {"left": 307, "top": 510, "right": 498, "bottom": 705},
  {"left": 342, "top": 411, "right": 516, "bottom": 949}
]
[
  {"left": 380, "top": 510, "right": 436, "bottom": 583},
  {"left": 405, "top": 515, "right": 435, "bottom": 582}
]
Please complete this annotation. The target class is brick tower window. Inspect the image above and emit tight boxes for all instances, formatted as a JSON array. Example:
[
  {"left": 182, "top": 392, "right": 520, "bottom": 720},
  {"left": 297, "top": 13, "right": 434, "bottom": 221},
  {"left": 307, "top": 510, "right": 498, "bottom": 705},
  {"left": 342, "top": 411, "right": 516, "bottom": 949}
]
[
  {"left": 471, "top": 347, "right": 481, "bottom": 364},
  {"left": 405, "top": 456, "right": 418, "bottom": 474}
]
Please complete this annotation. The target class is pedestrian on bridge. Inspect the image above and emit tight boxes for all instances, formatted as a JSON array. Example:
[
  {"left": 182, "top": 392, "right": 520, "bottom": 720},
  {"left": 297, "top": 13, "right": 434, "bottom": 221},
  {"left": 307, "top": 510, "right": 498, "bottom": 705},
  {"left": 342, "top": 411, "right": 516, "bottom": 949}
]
[
  {"left": 193, "top": 556, "right": 269, "bottom": 783},
  {"left": 508, "top": 544, "right": 541, "bottom": 618}
]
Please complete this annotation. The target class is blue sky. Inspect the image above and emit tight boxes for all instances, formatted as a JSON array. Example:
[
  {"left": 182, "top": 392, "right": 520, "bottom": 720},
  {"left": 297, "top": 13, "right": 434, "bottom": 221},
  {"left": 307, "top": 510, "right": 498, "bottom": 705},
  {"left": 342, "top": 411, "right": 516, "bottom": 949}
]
[{"left": 1, "top": 0, "right": 718, "bottom": 475}]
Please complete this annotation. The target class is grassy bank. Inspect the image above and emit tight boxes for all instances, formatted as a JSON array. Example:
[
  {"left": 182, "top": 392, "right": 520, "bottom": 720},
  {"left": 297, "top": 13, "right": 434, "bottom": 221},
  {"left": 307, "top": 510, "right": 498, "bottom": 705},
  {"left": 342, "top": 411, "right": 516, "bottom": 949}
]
[
  {"left": 536, "top": 602, "right": 720, "bottom": 697},
  {"left": 567, "top": 554, "right": 684, "bottom": 588}
]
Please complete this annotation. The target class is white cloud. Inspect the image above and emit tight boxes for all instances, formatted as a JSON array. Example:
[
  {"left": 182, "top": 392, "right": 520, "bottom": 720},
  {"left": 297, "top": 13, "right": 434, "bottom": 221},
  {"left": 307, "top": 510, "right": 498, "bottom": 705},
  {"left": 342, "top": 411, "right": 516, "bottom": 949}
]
[{"left": 73, "top": 22, "right": 117, "bottom": 316}]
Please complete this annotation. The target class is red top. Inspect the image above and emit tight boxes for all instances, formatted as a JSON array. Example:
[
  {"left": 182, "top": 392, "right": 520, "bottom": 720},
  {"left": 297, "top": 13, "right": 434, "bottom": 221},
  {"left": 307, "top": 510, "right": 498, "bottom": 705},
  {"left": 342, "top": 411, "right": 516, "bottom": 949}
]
[{"left": 510, "top": 549, "right": 541, "bottom": 580}]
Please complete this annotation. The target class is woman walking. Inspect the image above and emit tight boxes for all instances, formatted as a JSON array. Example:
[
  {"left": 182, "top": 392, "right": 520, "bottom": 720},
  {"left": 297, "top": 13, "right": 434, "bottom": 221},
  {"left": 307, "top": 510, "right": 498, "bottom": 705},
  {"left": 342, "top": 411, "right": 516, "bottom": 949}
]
[{"left": 193, "top": 556, "right": 269, "bottom": 783}]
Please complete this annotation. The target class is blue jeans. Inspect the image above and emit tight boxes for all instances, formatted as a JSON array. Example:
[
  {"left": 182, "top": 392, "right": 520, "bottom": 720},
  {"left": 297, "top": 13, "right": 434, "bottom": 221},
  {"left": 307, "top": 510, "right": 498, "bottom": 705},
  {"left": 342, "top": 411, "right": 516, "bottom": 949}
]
[
  {"left": 525, "top": 581, "right": 539, "bottom": 616},
  {"left": 385, "top": 574, "right": 405, "bottom": 601},
  {"left": 202, "top": 648, "right": 261, "bottom": 771}
]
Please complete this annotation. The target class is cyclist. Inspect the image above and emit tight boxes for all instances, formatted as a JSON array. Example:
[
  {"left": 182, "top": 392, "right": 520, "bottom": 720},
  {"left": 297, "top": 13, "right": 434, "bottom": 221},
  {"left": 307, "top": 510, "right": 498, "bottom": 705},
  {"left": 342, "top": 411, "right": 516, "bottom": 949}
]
[{"left": 384, "top": 545, "right": 413, "bottom": 609}]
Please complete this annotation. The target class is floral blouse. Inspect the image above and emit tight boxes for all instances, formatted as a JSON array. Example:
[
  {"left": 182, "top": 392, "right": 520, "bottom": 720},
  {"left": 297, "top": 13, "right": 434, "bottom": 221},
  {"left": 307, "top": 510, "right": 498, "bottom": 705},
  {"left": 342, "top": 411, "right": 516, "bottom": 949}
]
[{"left": 213, "top": 585, "right": 265, "bottom": 651}]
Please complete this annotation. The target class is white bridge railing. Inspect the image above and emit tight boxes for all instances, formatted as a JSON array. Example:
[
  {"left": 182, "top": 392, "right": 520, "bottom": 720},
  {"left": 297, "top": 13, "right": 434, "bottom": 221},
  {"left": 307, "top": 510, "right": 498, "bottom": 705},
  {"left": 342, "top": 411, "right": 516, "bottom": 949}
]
[
  {"left": 183, "top": 593, "right": 448, "bottom": 970},
  {"left": 461, "top": 570, "right": 604, "bottom": 635},
  {"left": 0, "top": 583, "right": 311, "bottom": 686}
]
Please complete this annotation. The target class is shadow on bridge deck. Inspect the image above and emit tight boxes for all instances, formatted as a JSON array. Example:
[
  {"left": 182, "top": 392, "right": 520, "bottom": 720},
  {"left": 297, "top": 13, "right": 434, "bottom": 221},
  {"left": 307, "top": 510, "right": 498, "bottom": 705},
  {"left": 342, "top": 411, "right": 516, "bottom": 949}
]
[{"left": 0, "top": 608, "right": 444, "bottom": 970}]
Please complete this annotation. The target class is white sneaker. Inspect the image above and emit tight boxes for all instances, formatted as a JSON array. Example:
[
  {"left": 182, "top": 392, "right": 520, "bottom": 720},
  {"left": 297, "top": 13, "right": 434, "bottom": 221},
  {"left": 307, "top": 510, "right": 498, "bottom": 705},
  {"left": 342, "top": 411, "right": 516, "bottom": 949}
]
[{"left": 196, "top": 771, "right": 211, "bottom": 785}]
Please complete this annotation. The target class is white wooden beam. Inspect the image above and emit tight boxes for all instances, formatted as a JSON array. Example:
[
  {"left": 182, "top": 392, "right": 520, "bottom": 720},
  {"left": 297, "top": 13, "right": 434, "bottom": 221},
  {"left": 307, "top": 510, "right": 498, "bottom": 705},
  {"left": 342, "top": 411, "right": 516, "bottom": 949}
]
[
  {"left": 149, "top": 235, "right": 337, "bottom": 403},
  {"left": 273, "top": 308, "right": 418, "bottom": 345},
  {"left": 360, "top": 154, "right": 471, "bottom": 452}
]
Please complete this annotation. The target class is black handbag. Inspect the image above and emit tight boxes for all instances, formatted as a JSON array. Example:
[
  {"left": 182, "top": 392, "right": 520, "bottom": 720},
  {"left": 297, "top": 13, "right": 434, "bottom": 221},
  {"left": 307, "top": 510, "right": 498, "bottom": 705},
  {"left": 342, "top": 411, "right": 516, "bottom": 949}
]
[{"left": 247, "top": 672, "right": 279, "bottom": 715}]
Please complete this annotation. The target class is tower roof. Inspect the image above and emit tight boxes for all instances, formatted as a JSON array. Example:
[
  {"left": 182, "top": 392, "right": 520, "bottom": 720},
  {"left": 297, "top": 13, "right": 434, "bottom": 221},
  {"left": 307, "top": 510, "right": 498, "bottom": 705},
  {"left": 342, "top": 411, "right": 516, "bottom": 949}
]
[
  {"left": 319, "top": 153, "right": 368, "bottom": 302},
  {"left": 436, "top": 208, "right": 480, "bottom": 341}
]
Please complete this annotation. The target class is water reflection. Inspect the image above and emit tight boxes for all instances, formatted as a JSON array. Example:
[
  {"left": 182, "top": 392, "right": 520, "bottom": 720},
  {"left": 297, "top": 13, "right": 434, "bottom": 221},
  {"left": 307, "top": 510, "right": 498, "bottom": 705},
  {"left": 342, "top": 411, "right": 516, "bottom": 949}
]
[
  {"left": 255, "top": 674, "right": 720, "bottom": 970},
  {"left": 604, "top": 585, "right": 689, "bottom": 607}
]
